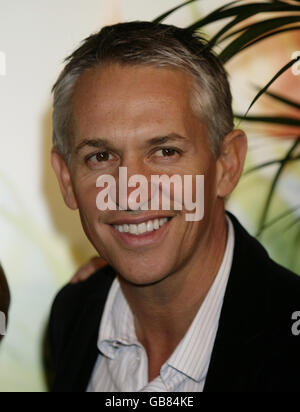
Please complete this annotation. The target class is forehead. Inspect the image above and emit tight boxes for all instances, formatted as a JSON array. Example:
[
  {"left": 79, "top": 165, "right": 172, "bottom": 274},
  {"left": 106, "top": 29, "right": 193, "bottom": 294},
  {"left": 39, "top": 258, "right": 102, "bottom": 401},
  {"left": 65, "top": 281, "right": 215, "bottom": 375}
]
[{"left": 72, "top": 63, "right": 204, "bottom": 145}]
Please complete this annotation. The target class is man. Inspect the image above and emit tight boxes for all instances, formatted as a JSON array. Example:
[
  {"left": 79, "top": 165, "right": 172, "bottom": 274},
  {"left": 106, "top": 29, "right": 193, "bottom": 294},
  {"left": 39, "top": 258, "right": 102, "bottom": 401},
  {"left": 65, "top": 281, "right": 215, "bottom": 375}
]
[
  {"left": 49, "top": 21, "right": 300, "bottom": 392},
  {"left": 0, "top": 264, "right": 9, "bottom": 342}
]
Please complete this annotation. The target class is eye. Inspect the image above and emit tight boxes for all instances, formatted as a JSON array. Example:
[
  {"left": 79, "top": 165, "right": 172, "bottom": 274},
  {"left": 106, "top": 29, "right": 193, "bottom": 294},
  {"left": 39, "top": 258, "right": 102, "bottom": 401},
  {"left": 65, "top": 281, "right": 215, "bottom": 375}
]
[
  {"left": 155, "top": 148, "right": 179, "bottom": 157},
  {"left": 87, "top": 151, "right": 114, "bottom": 163}
]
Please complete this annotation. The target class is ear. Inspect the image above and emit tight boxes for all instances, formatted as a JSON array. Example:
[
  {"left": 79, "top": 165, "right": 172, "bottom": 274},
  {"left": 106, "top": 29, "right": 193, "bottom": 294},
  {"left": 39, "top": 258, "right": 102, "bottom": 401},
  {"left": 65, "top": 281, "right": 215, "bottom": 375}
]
[
  {"left": 216, "top": 129, "right": 247, "bottom": 198},
  {"left": 51, "top": 149, "right": 78, "bottom": 210}
]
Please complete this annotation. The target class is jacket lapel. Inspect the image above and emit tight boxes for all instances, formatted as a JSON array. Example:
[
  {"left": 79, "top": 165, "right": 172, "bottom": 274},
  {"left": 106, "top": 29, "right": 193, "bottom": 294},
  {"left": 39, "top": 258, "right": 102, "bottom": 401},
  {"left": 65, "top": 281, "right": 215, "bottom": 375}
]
[
  {"left": 52, "top": 297, "right": 103, "bottom": 392},
  {"left": 52, "top": 269, "right": 115, "bottom": 392},
  {"left": 204, "top": 213, "right": 270, "bottom": 392}
]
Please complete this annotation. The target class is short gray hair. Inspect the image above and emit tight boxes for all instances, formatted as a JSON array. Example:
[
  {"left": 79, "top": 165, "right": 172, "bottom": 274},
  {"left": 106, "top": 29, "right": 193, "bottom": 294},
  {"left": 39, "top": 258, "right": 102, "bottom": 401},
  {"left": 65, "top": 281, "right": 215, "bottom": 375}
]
[{"left": 52, "top": 21, "right": 234, "bottom": 161}]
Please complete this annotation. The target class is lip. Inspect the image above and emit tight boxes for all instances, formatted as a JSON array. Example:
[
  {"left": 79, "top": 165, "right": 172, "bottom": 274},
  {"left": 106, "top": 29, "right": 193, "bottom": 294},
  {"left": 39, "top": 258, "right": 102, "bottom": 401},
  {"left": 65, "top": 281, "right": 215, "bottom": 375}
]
[
  {"left": 108, "top": 216, "right": 174, "bottom": 248},
  {"left": 107, "top": 213, "right": 175, "bottom": 226}
]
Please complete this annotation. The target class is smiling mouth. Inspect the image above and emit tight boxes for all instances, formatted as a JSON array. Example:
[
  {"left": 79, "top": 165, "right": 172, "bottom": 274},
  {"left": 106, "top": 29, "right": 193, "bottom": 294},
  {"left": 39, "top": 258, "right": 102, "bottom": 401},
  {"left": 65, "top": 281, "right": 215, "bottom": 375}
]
[{"left": 112, "top": 217, "right": 173, "bottom": 236}]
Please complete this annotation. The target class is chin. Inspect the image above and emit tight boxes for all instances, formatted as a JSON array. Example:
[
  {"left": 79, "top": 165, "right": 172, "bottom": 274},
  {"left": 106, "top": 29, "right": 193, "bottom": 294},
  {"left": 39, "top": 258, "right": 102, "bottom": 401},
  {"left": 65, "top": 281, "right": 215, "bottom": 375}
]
[
  {"left": 110, "top": 254, "right": 173, "bottom": 287},
  {"left": 119, "top": 271, "right": 170, "bottom": 287}
]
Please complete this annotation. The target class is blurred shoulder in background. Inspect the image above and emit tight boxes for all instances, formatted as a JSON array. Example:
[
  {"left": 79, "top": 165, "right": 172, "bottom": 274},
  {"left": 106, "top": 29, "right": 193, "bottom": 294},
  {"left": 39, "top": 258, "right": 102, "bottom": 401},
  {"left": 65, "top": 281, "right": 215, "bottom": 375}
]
[
  {"left": 0, "top": 264, "right": 10, "bottom": 342},
  {"left": 70, "top": 257, "right": 107, "bottom": 284}
]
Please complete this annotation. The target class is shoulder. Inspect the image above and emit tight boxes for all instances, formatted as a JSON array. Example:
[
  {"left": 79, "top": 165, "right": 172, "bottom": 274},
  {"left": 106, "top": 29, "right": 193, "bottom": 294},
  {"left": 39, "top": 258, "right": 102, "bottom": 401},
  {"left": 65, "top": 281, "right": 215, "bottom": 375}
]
[
  {"left": 260, "top": 262, "right": 300, "bottom": 391},
  {"left": 220, "top": 214, "right": 300, "bottom": 390},
  {"left": 50, "top": 264, "right": 115, "bottom": 331},
  {"left": 229, "top": 211, "right": 300, "bottom": 289},
  {"left": 227, "top": 214, "right": 300, "bottom": 330},
  {"left": 48, "top": 264, "right": 115, "bottom": 367},
  {"left": 51, "top": 264, "right": 115, "bottom": 315},
  {"left": 0, "top": 264, "right": 10, "bottom": 316},
  {"left": 228, "top": 211, "right": 300, "bottom": 328},
  {"left": 268, "top": 258, "right": 300, "bottom": 301},
  {"left": 265, "top": 258, "right": 300, "bottom": 334}
]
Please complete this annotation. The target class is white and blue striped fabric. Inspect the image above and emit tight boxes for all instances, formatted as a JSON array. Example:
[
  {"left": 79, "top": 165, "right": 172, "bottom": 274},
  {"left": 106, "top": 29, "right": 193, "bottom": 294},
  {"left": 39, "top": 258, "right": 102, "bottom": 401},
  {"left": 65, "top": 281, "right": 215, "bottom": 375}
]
[{"left": 87, "top": 217, "right": 235, "bottom": 392}]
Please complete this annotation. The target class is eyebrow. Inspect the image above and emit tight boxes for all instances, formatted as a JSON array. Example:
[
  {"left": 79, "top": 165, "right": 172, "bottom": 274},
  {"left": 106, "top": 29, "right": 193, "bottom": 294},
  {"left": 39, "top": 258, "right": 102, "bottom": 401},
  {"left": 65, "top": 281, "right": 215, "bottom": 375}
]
[
  {"left": 75, "top": 133, "right": 190, "bottom": 154},
  {"left": 75, "top": 138, "right": 109, "bottom": 154},
  {"left": 146, "top": 134, "right": 190, "bottom": 147}
]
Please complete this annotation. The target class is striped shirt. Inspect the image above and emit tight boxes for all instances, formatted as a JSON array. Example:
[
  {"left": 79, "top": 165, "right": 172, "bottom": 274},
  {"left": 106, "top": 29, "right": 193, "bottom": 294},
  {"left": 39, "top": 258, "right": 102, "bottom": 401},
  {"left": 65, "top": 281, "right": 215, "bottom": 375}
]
[{"left": 87, "top": 216, "right": 235, "bottom": 392}]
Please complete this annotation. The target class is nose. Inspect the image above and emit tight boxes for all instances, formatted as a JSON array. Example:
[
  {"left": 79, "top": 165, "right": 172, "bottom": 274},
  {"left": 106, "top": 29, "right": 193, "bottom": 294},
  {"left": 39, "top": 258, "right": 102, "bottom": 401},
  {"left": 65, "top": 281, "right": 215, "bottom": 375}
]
[{"left": 115, "top": 158, "right": 153, "bottom": 211}]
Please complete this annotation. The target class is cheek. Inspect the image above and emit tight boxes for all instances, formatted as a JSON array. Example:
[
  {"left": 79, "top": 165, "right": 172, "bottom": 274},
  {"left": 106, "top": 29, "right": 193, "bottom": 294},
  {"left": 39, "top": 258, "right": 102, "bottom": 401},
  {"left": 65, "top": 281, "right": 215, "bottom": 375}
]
[
  {"left": 177, "top": 167, "right": 217, "bottom": 219},
  {"left": 73, "top": 174, "right": 100, "bottom": 217}
]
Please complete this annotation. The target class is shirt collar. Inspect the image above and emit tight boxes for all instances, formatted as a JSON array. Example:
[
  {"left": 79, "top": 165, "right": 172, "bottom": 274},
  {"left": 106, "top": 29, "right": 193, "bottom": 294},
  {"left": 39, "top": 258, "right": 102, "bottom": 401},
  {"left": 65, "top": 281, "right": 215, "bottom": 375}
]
[
  {"left": 98, "top": 278, "right": 139, "bottom": 359},
  {"left": 164, "top": 216, "right": 235, "bottom": 382}
]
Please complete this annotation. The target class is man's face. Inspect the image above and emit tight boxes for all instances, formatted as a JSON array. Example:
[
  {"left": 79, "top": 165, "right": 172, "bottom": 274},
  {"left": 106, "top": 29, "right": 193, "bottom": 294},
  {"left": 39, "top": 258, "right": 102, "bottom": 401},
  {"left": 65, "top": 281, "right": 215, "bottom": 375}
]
[{"left": 61, "top": 64, "right": 225, "bottom": 285}]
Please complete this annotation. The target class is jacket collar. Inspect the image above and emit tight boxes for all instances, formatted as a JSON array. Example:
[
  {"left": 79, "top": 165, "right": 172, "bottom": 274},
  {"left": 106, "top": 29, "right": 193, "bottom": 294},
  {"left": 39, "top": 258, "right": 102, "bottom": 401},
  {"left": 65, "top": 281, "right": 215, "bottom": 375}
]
[
  {"left": 52, "top": 266, "right": 115, "bottom": 392},
  {"left": 204, "top": 212, "right": 270, "bottom": 392}
]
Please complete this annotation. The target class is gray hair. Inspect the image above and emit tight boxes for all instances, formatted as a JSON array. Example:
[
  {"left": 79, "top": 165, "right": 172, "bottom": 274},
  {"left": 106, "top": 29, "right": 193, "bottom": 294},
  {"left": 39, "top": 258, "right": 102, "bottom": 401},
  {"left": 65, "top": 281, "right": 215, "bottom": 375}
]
[{"left": 52, "top": 21, "right": 234, "bottom": 161}]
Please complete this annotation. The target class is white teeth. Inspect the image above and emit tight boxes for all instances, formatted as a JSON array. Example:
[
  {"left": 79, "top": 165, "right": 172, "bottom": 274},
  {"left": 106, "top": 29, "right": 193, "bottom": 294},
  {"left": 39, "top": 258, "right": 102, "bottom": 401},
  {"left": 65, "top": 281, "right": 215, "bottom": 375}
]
[
  {"left": 160, "top": 218, "right": 166, "bottom": 226},
  {"left": 147, "top": 220, "right": 154, "bottom": 232},
  {"left": 113, "top": 217, "right": 170, "bottom": 235},
  {"left": 138, "top": 222, "right": 147, "bottom": 235},
  {"left": 129, "top": 224, "right": 138, "bottom": 235}
]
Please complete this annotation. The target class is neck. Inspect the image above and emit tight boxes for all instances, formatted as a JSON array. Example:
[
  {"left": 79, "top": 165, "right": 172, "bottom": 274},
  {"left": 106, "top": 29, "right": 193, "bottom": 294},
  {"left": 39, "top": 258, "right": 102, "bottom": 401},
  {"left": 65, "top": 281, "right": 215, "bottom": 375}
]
[{"left": 119, "top": 208, "right": 228, "bottom": 360}]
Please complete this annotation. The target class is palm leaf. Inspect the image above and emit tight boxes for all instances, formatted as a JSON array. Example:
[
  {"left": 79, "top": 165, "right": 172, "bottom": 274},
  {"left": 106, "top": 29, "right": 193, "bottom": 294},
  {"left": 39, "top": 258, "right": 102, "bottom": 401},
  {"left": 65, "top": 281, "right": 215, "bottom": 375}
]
[
  {"left": 237, "top": 26, "right": 300, "bottom": 53},
  {"left": 254, "top": 88, "right": 300, "bottom": 111},
  {"left": 189, "top": 1, "right": 245, "bottom": 42},
  {"left": 188, "top": 1, "right": 245, "bottom": 32},
  {"left": 209, "top": 5, "right": 300, "bottom": 48},
  {"left": 235, "top": 115, "right": 300, "bottom": 127},
  {"left": 257, "top": 137, "right": 300, "bottom": 236},
  {"left": 282, "top": 215, "right": 300, "bottom": 233},
  {"left": 220, "top": 16, "right": 300, "bottom": 62},
  {"left": 258, "top": 203, "right": 300, "bottom": 232},
  {"left": 209, "top": 14, "right": 258, "bottom": 48},
  {"left": 244, "top": 154, "right": 300, "bottom": 176},
  {"left": 188, "top": 1, "right": 300, "bottom": 32},
  {"left": 219, "top": 14, "right": 300, "bottom": 43},
  {"left": 240, "top": 58, "right": 300, "bottom": 118}
]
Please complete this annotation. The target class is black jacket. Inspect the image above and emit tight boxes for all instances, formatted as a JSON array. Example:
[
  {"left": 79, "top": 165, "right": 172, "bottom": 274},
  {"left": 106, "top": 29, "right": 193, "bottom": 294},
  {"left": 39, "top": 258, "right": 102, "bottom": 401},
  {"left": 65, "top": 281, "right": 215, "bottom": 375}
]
[{"left": 48, "top": 213, "right": 300, "bottom": 392}]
